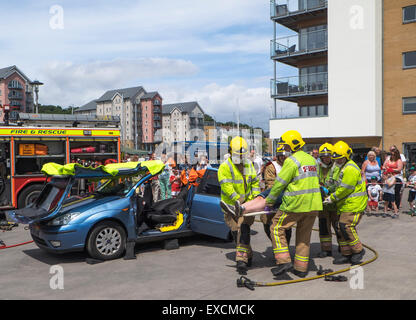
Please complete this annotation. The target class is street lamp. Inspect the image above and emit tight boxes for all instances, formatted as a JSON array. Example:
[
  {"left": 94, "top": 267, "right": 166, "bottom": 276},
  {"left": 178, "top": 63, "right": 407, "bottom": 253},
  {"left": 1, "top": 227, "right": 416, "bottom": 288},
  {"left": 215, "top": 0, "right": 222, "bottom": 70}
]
[{"left": 30, "top": 80, "right": 43, "bottom": 114}]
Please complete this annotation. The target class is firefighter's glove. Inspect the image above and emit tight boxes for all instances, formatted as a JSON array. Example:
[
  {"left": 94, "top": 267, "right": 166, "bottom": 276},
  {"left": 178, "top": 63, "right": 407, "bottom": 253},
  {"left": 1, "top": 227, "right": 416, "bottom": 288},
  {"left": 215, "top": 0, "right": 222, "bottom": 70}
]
[{"left": 323, "top": 196, "right": 333, "bottom": 205}]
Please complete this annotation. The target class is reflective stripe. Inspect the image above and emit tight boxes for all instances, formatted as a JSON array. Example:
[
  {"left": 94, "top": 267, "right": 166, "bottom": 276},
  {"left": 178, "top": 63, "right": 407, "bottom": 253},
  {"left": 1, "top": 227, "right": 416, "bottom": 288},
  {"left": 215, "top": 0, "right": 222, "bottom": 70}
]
[
  {"left": 283, "top": 188, "right": 321, "bottom": 197},
  {"left": 292, "top": 171, "right": 318, "bottom": 182},
  {"left": 222, "top": 190, "right": 239, "bottom": 200},
  {"left": 252, "top": 187, "right": 261, "bottom": 192},
  {"left": 273, "top": 247, "right": 289, "bottom": 253},
  {"left": 273, "top": 212, "right": 287, "bottom": 249},
  {"left": 226, "top": 160, "right": 235, "bottom": 181},
  {"left": 333, "top": 194, "right": 340, "bottom": 202},
  {"left": 344, "top": 163, "right": 360, "bottom": 171},
  {"left": 267, "top": 193, "right": 278, "bottom": 202},
  {"left": 275, "top": 175, "right": 288, "bottom": 185},
  {"left": 237, "top": 246, "right": 250, "bottom": 253},
  {"left": 346, "top": 191, "right": 367, "bottom": 199},
  {"left": 219, "top": 179, "right": 244, "bottom": 185},
  {"left": 294, "top": 254, "right": 309, "bottom": 262},
  {"left": 340, "top": 182, "right": 355, "bottom": 190},
  {"left": 289, "top": 156, "right": 303, "bottom": 175}
]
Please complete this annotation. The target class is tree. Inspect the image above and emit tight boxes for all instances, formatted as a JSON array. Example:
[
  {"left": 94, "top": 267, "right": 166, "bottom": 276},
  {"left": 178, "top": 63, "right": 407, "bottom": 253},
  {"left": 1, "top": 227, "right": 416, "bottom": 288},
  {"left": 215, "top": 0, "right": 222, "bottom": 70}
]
[{"left": 38, "top": 104, "right": 78, "bottom": 114}]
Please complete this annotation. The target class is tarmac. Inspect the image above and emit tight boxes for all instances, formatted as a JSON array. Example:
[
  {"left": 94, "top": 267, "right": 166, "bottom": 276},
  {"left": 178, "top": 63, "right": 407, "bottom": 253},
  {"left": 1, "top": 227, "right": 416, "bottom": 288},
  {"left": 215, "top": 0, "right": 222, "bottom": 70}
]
[{"left": 0, "top": 188, "right": 415, "bottom": 300}]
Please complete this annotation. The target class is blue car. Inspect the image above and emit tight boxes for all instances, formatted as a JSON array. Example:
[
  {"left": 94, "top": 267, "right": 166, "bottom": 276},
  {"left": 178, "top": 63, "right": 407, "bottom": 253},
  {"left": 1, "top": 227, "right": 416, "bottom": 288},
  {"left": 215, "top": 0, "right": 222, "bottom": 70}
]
[{"left": 7, "top": 161, "right": 230, "bottom": 260}]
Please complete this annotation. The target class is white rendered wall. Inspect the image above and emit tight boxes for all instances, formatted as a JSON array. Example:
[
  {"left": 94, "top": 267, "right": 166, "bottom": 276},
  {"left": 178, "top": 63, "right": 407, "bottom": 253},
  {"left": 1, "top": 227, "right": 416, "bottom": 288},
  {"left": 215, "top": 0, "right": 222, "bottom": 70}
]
[{"left": 270, "top": 0, "right": 382, "bottom": 140}]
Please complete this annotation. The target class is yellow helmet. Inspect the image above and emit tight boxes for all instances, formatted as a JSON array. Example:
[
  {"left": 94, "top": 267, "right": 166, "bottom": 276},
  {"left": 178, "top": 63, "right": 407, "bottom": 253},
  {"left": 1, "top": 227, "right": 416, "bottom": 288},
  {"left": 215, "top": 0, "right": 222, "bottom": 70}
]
[
  {"left": 276, "top": 144, "right": 285, "bottom": 154},
  {"left": 278, "top": 130, "right": 305, "bottom": 152},
  {"left": 230, "top": 136, "right": 248, "bottom": 155},
  {"left": 332, "top": 141, "right": 353, "bottom": 160},
  {"left": 319, "top": 143, "right": 333, "bottom": 157}
]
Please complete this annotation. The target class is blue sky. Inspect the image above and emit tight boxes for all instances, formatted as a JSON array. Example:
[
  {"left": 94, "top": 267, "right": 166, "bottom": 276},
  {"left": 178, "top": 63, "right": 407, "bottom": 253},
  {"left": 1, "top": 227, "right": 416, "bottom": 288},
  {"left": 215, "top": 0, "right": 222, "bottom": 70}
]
[{"left": 0, "top": 0, "right": 298, "bottom": 129}]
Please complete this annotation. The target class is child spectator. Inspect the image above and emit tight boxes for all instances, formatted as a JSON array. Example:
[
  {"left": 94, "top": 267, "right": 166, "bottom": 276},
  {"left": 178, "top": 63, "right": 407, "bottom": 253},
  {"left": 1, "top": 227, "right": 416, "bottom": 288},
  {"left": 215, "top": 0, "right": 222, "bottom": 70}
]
[
  {"left": 406, "top": 167, "right": 416, "bottom": 216},
  {"left": 170, "top": 169, "right": 182, "bottom": 198},
  {"left": 383, "top": 169, "right": 399, "bottom": 218},
  {"left": 367, "top": 176, "right": 382, "bottom": 215}
]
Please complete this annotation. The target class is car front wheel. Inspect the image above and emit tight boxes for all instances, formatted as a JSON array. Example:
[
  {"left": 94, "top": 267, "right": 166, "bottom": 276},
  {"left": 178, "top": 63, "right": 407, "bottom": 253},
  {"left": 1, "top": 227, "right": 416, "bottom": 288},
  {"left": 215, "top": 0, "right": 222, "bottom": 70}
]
[{"left": 86, "top": 221, "right": 126, "bottom": 260}]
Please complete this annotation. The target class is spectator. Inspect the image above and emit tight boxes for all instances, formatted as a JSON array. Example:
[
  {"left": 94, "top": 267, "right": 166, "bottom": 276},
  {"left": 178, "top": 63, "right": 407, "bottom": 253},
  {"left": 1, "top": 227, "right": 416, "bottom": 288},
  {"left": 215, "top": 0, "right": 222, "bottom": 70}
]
[
  {"left": 197, "top": 155, "right": 209, "bottom": 171},
  {"left": 148, "top": 152, "right": 160, "bottom": 203},
  {"left": 158, "top": 155, "right": 172, "bottom": 200},
  {"left": 361, "top": 151, "right": 381, "bottom": 183},
  {"left": 382, "top": 169, "right": 398, "bottom": 218},
  {"left": 311, "top": 148, "right": 319, "bottom": 160},
  {"left": 406, "top": 166, "right": 416, "bottom": 215},
  {"left": 367, "top": 176, "right": 383, "bottom": 215},
  {"left": 383, "top": 147, "right": 404, "bottom": 210},
  {"left": 170, "top": 168, "right": 182, "bottom": 197}
]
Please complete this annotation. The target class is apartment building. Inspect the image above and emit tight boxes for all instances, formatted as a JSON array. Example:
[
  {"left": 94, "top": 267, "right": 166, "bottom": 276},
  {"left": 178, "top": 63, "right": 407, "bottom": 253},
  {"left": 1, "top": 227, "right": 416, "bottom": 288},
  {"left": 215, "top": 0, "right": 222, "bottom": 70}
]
[
  {"left": 162, "top": 102, "right": 205, "bottom": 144},
  {"left": 384, "top": 1, "right": 416, "bottom": 162},
  {"left": 0, "top": 65, "right": 35, "bottom": 116},
  {"left": 82, "top": 87, "right": 163, "bottom": 151},
  {"left": 139, "top": 91, "right": 163, "bottom": 151},
  {"left": 270, "top": 0, "right": 416, "bottom": 162},
  {"left": 95, "top": 86, "right": 146, "bottom": 148},
  {"left": 269, "top": 0, "right": 382, "bottom": 156}
]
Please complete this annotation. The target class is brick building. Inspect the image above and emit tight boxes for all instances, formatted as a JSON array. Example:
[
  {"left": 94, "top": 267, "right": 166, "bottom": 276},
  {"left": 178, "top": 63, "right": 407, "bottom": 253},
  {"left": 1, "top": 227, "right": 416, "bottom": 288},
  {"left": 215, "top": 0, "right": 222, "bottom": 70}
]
[{"left": 0, "top": 65, "right": 35, "bottom": 118}]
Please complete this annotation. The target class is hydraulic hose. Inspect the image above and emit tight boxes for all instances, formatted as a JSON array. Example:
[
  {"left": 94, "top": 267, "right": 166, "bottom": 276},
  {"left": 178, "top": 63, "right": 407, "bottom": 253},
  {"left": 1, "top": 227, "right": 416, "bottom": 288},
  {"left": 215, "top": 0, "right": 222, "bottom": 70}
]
[
  {"left": 0, "top": 240, "right": 34, "bottom": 250},
  {"left": 238, "top": 226, "right": 378, "bottom": 289}
]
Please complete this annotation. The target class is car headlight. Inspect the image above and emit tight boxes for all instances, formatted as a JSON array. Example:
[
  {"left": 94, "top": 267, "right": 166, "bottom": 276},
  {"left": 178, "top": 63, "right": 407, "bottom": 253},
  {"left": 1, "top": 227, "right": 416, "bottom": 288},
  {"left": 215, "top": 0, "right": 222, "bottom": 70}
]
[{"left": 48, "top": 212, "right": 82, "bottom": 226}]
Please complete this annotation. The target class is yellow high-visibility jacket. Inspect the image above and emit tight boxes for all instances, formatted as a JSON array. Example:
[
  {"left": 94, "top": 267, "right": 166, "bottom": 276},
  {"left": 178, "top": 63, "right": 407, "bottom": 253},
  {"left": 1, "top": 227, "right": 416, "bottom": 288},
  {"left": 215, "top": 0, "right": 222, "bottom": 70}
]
[
  {"left": 265, "top": 150, "right": 323, "bottom": 213},
  {"left": 218, "top": 157, "right": 260, "bottom": 206},
  {"left": 330, "top": 160, "right": 368, "bottom": 213}
]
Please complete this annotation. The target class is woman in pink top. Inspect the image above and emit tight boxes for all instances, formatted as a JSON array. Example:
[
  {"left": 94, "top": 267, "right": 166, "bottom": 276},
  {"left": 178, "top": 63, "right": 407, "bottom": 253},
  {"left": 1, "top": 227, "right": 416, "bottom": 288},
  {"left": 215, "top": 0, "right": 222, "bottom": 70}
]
[{"left": 383, "top": 148, "right": 403, "bottom": 210}]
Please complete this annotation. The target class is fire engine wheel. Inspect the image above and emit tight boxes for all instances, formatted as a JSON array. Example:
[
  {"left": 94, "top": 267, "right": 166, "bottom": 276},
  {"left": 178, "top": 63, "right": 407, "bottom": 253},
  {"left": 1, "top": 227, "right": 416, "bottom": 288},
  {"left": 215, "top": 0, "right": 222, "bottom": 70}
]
[
  {"left": 86, "top": 221, "right": 126, "bottom": 261},
  {"left": 17, "top": 184, "right": 44, "bottom": 208}
]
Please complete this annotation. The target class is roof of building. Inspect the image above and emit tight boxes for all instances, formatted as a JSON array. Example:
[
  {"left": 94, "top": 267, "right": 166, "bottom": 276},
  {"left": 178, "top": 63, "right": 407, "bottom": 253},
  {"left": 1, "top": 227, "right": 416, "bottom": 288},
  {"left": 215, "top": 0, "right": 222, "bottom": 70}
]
[
  {"left": 75, "top": 99, "right": 97, "bottom": 113},
  {"left": 0, "top": 65, "right": 32, "bottom": 82},
  {"left": 141, "top": 91, "right": 161, "bottom": 100},
  {"left": 96, "top": 86, "right": 145, "bottom": 102},
  {"left": 162, "top": 101, "right": 203, "bottom": 115}
]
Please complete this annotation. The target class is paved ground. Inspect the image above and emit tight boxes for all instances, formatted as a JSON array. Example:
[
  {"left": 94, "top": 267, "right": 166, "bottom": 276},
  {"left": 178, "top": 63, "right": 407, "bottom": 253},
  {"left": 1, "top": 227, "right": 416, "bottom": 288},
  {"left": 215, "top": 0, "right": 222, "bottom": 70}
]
[{"left": 0, "top": 189, "right": 415, "bottom": 300}]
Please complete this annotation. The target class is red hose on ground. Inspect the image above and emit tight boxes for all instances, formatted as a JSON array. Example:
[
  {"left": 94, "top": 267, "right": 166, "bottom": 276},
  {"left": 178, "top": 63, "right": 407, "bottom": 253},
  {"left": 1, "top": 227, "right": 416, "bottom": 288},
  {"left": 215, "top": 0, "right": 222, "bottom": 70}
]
[{"left": 0, "top": 240, "right": 34, "bottom": 250}]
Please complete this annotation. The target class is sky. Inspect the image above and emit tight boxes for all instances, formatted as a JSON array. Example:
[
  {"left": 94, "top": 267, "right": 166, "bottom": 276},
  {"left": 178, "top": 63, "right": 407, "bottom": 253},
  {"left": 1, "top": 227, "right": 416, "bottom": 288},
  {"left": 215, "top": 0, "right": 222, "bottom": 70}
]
[{"left": 0, "top": 0, "right": 299, "bottom": 129}]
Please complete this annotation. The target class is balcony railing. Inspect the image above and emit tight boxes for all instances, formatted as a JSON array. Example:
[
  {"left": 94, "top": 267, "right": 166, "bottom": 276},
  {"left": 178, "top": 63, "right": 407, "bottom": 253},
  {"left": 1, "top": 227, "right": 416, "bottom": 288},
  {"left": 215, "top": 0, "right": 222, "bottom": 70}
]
[
  {"left": 8, "top": 92, "right": 23, "bottom": 100},
  {"left": 271, "top": 0, "right": 327, "bottom": 18},
  {"left": 154, "top": 107, "right": 162, "bottom": 113},
  {"left": 271, "top": 29, "right": 327, "bottom": 58},
  {"left": 271, "top": 72, "right": 328, "bottom": 97}
]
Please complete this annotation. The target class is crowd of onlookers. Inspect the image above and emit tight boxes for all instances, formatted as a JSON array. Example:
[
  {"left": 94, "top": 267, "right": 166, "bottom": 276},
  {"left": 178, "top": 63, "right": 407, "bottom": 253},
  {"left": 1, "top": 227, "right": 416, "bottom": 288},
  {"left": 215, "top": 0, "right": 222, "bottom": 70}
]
[
  {"left": 124, "top": 145, "right": 416, "bottom": 217},
  {"left": 311, "top": 145, "right": 416, "bottom": 218},
  {"left": 123, "top": 152, "right": 213, "bottom": 202}
]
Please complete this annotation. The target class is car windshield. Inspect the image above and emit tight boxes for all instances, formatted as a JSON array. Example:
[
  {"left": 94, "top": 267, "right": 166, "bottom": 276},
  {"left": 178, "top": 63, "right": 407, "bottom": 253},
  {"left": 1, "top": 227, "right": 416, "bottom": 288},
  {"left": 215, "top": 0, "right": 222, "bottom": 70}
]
[
  {"left": 76, "top": 174, "right": 146, "bottom": 197},
  {"left": 35, "top": 178, "right": 69, "bottom": 212}
]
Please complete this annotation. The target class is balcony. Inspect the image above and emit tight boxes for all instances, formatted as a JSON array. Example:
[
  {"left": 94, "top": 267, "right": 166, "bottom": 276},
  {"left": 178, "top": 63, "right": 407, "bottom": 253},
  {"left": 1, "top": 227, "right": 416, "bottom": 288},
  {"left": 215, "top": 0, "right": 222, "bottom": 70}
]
[
  {"left": 271, "top": 72, "right": 328, "bottom": 102},
  {"left": 270, "top": 0, "right": 327, "bottom": 31},
  {"left": 153, "top": 100, "right": 161, "bottom": 106},
  {"left": 271, "top": 29, "right": 327, "bottom": 66},
  {"left": 154, "top": 107, "right": 162, "bottom": 113},
  {"left": 153, "top": 115, "right": 161, "bottom": 121},
  {"left": 154, "top": 122, "right": 162, "bottom": 129},
  {"left": 8, "top": 92, "right": 24, "bottom": 100}
]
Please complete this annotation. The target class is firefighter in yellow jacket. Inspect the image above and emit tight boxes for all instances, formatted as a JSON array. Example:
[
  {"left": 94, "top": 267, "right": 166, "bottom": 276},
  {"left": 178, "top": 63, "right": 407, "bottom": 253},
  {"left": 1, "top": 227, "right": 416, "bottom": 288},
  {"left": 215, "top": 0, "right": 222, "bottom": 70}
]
[
  {"left": 317, "top": 143, "right": 340, "bottom": 258},
  {"left": 218, "top": 136, "right": 260, "bottom": 274},
  {"left": 324, "top": 141, "right": 368, "bottom": 265},
  {"left": 265, "top": 130, "right": 323, "bottom": 278}
]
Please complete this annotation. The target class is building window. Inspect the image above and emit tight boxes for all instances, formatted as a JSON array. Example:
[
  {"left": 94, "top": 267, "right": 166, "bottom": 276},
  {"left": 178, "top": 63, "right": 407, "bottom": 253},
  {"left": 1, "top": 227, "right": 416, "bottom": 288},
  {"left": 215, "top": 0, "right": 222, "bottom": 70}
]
[
  {"left": 299, "top": 104, "right": 328, "bottom": 117},
  {"left": 403, "top": 5, "right": 416, "bottom": 23},
  {"left": 403, "top": 51, "right": 416, "bottom": 69},
  {"left": 403, "top": 97, "right": 416, "bottom": 114}
]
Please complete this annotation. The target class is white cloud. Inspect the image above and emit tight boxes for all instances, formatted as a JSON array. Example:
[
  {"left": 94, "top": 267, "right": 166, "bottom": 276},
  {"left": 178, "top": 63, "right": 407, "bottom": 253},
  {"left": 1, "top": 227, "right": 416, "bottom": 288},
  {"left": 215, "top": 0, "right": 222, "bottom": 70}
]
[
  {"left": 38, "top": 58, "right": 198, "bottom": 106},
  {"left": 159, "top": 83, "right": 273, "bottom": 129}
]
